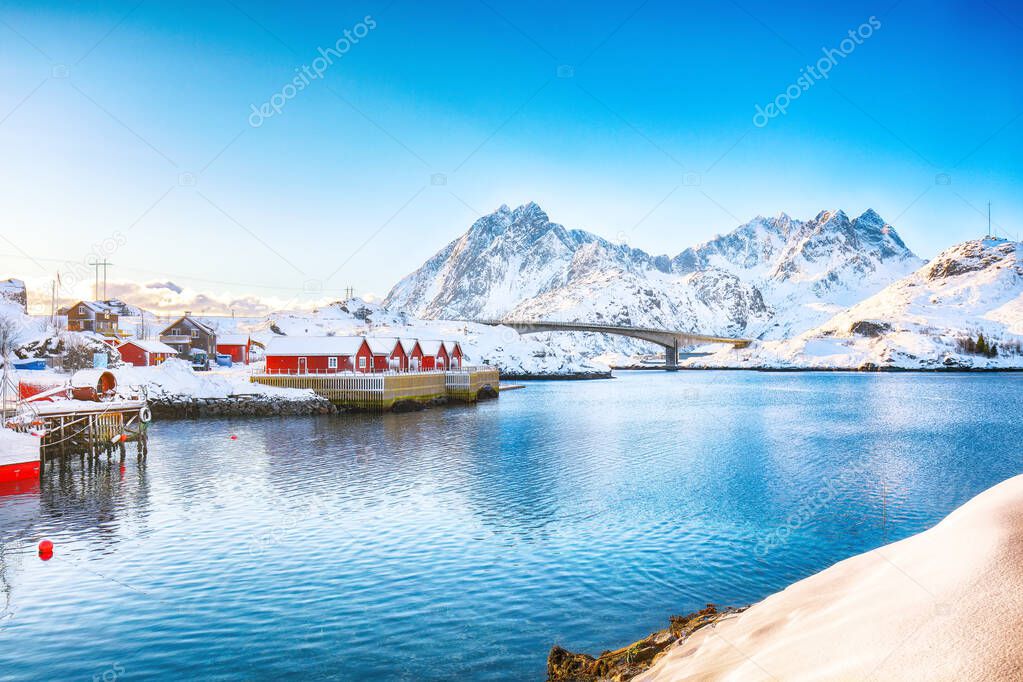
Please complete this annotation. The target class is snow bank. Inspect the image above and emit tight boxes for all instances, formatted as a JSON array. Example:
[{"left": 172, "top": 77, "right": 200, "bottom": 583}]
[
  {"left": 109, "top": 359, "right": 316, "bottom": 401},
  {"left": 639, "top": 474, "right": 1023, "bottom": 680}
]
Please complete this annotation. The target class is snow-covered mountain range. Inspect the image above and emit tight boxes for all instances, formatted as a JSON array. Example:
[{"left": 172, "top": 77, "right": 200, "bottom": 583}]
[{"left": 384, "top": 202, "right": 924, "bottom": 356}]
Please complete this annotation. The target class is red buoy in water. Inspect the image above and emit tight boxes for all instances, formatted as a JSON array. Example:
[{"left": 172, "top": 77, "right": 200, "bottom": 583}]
[
  {"left": 38, "top": 539, "right": 53, "bottom": 559},
  {"left": 230, "top": 435, "right": 238, "bottom": 440}
]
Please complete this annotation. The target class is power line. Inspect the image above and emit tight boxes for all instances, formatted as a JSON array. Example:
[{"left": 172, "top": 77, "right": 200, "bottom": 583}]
[{"left": 0, "top": 251, "right": 351, "bottom": 294}]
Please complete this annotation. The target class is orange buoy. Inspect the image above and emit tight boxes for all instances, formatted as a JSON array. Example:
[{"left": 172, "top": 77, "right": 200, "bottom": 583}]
[
  {"left": 120, "top": 434, "right": 128, "bottom": 442},
  {"left": 38, "top": 539, "right": 53, "bottom": 559}
]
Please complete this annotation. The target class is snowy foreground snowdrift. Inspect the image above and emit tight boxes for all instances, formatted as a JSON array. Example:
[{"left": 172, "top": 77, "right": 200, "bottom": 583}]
[{"left": 687, "top": 238, "right": 1023, "bottom": 370}]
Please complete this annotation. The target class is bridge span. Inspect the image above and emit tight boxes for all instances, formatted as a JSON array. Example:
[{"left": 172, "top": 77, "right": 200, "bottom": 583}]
[{"left": 473, "top": 319, "right": 751, "bottom": 370}]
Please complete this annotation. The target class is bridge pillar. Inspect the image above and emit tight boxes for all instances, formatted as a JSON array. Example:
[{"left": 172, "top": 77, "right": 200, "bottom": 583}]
[{"left": 665, "top": 340, "right": 679, "bottom": 371}]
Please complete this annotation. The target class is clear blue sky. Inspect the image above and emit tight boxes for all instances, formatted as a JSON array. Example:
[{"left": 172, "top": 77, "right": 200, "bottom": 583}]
[{"left": 1, "top": 0, "right": 1021, "bottom": 311}]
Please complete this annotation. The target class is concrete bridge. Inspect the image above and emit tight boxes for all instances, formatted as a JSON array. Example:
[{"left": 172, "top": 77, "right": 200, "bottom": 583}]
[{"left": 473, "top": 319, "right": 751, "bottom": 370}]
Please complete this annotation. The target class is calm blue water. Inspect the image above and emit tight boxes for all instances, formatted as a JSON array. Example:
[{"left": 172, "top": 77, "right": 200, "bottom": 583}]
[{"left": 1, "top": 371, "right": 1022, "bottom": 680}]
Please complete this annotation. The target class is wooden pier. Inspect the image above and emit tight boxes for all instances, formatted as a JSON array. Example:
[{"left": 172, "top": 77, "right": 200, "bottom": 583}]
[
  {"left": 8, "top": 399, "right": 151, "bottom": 467},
  {"left": 251, "top": 367, "right": 500, "bottom": 410}
]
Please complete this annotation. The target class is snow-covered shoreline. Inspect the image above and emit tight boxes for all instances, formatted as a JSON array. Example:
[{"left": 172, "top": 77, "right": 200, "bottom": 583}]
[{"left": 549, "top": 474, "right": 1023, "bottom": 681}]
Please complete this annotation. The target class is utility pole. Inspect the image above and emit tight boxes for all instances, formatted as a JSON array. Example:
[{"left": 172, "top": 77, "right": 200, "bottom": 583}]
[{"left": 88, "top": 259, "right": 112, "bottom": 300}]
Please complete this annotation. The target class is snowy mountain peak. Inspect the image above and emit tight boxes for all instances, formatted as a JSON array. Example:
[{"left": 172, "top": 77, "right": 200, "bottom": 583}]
[{"left": 383, "top": 203, "right": 924, "bottom": 348}]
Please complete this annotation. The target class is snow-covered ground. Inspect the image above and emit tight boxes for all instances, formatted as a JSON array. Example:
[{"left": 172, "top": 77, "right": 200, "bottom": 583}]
[
  {"left": 13, "top": 360, "right": 317, "bottom": 402},
  {"left": 109, "top": 359, "right": 317, "bottom": 400},
  {"left": 686, "top": 238, "right": 1023, "bottom": 370}
]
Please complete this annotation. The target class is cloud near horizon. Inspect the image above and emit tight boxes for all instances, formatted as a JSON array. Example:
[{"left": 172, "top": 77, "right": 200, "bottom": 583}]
[{"left": 29, "top": 279, "right": 340, "bottom": 318}]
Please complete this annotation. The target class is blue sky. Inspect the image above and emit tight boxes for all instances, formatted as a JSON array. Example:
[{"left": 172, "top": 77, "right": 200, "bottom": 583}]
[{"left": 1, "top": 0, "right": 1021, "bottom": 312}]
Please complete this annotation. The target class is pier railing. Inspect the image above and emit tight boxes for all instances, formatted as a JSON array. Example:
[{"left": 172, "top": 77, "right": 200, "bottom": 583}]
[{"left": 250, "top": 367, "right": 500, "bottom": 409}]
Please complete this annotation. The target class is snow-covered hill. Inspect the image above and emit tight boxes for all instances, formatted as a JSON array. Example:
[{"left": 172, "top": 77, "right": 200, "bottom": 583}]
[
  {"left": 689, "top": 238, "right": 1023, "bottom": 370},
  {"left": 383, "top": 203, "right": 922, "bottom": 355}
]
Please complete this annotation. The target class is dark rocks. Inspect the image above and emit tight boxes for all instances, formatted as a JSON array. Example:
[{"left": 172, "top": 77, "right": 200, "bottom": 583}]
[
  {"left": 150, "top": 395, "right": 338, "bottom": 419},
  {"left": 546, "top": 605, "right": 743, "bottom": 682},
  {"left": 498, "top": 371, "right": 612, "bottom": 381},
  {"left": 390, "top": 399, "right": 426, "bottom": 413},
  {"left": 849, "top": 320, "right": 892, "bottom": 337},
  {"left": 476, "top": 385, "right": 499, "bottom": 400}
]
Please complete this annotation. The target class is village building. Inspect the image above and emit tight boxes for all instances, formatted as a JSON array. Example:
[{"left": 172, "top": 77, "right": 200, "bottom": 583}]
[
  {"left": 264, "top": 336, "right": 373, "bottom": 374},
  {"left": 418, "top": 340, "right": 450, "bottom": 371},
  {"left": 61, "top": 299, "right": 148, "bottom": 339},
  {"left": 216, "top": 334, "right": 254, "bottom": 364},
  {"left": 366, "top": 338, "right": 407, "bottom": 372},
  {"left": 445, "top": 341, "right": 464, "bottom": 370},
  {"left": 116, "top": 339, "right": 179, "bottom": 367},
  {"left": 400, "top": 338, "right": 424, "bottom": 371},
  {"left": 159, "top": 315, "right": 217, "bottom": 356},
  {"left": 63, "top": 301, "right": 121, "bottom": 337}
]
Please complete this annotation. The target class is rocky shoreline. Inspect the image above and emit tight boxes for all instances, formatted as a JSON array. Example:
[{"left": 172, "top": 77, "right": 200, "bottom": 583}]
[
  {"left": 149, "top": 395, "right": 339, "bottom": 419},
  {"left": 499, "top": 371, "right": 612, "bottom": 381},
  {"left": 546, "top": 604, "right": 747, "bottom": 681}
]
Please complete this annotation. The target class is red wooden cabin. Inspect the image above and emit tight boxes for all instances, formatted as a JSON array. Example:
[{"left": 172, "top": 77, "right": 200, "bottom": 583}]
[
  {"left": 419, "top": 340, "right": 450, "bottom": 371},
  {"left": 366, "top": 338, "right": 407, "bottom": 372},
  {"left": 264, "top": 336, "right": 373, "bottom": 374},
  {"left": 216, "top": 334, "right": 251, "bottom": 364},
  {"left": 400, "top": 339, "right": 424, "bottom": 371},
  {"left": 445, "top": 341, "right": 464, "bottom": 370},
  {"left": 117, "top": 339, "right": 179, "bottom": 367}
]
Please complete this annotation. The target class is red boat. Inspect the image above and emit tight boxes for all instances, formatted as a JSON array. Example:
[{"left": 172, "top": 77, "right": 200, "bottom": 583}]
[{"left": 0, "top": 429, "right": 40, "bottom": 483}]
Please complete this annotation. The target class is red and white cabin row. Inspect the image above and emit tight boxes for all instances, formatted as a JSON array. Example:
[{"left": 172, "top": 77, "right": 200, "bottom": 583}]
[{"left": 264, "top": 337, "right": 463, "bottom": 375}]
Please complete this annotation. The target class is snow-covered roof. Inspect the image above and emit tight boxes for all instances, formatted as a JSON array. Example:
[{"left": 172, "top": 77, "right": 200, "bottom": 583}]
[
  {"left": 265, "top": 336, "right": 367, "bottom": 357},
  {"left": 365, "top": 337, "right": 400, "bottom": 355},
  {"left": 217, "top": 334, "right": 250, "bottom": 346},
  {"left": 161, "top": 315, "right": 215, "bottom": 336},
  {"left": 443, "top": 341, "right": 461, "bottom": 354},
  {"left": 418, "top": 340, "right": 446, "bottom": 355},
  {"left": 67, "top": 300, "right": 106, "bottom": 313},
  {"left": 399, "top": 338, "right": 421, "bottom": 353},
  {"left": 120, "top": 339, "right": 178, "bottom": 354}
]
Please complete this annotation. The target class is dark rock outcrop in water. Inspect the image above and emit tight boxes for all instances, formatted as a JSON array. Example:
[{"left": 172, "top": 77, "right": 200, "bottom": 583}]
[
  {"left": 150, "top": 395, "right": 337, "bottom": 419},
  {"left": 546, "top": 605, "right": 746, "bottom": 681},
  {"left": 390, "top": 399, "right": 427, "bottom": 413},
  {"left": 476, "top": 385, "right": 499, "bottom": 400}
]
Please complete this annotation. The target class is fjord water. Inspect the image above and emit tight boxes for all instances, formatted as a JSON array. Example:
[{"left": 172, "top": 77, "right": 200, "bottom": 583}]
[{"left": 2, "top": 372, "right": 1022, "bottom": 680}]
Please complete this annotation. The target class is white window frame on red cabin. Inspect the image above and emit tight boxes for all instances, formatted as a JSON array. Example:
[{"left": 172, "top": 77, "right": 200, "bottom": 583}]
[
  {"left": 358, "top": 356, "right": 367, "bottom": 370},
  {"left": 328, "top": 357, "right": 338, "bottom": 369}
]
